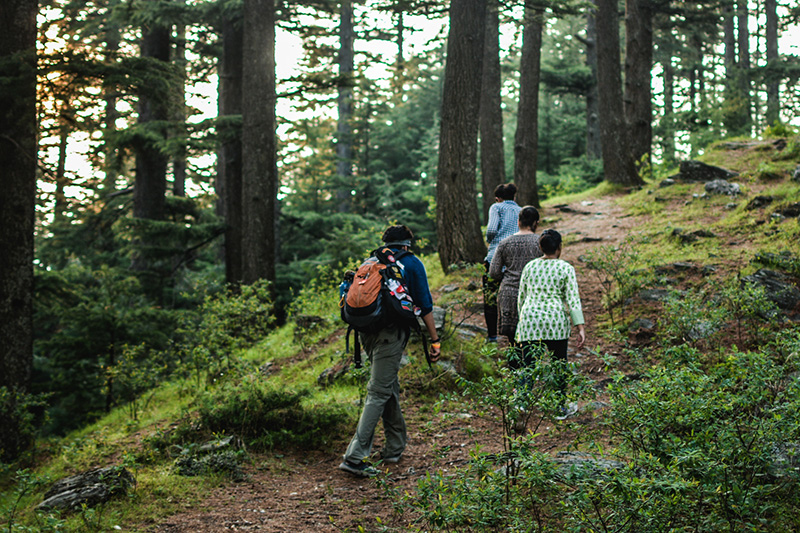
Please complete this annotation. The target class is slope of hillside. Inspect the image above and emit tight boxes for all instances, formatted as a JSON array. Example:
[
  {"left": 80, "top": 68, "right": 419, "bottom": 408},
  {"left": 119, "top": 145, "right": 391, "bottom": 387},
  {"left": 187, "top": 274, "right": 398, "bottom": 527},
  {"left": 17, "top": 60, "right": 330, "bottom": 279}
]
[{"left": 2, "top": 138, "right": 799, "bottom": 532}]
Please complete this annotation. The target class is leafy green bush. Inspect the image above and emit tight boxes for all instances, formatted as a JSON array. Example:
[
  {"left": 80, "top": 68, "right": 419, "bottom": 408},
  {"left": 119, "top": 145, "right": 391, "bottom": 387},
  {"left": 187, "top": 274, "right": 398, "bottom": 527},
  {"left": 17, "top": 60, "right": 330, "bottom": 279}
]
[
  {"left": 0, "top": 389, "right": 47, "bottom": 463},
  {"left": 176, "top": 279, "right": 275, "bottom": 386},
  {"left": 581, "top": 240, "right": 654, "bottom": 327},
  {"left": 604, "top": 346, "right": 800, "bottom": 531},
  {"left": 196, "top": 377, "right": 351, "bottom": 450},
  {"left": 659, "top": 289, "right": 726, "bottom": 349}
]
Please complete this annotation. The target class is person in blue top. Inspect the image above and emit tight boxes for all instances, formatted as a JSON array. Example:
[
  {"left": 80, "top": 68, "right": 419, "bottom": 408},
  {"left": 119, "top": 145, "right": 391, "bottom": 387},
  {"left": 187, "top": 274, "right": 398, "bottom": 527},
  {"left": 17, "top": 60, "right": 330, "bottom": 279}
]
[
  {"left": 483, "top": 183, "right": 521, "bottom": 342},
  {"left": 339, "top": 225, "right": 441, "bottom": 478}
]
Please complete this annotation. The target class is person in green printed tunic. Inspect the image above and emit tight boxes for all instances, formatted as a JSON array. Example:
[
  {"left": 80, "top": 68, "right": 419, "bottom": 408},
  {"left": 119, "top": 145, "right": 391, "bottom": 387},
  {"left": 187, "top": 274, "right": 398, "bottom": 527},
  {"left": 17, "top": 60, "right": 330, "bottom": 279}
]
[{"left": 516, "top": 229, "right": 586, "bottom": 419}]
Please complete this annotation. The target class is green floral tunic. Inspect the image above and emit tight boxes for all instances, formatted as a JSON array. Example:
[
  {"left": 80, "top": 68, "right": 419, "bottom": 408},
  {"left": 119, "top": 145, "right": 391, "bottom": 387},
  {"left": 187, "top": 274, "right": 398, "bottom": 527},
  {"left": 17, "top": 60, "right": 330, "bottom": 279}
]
[{"left": 516, "top": 257, "right": 585, "bottom": 342}]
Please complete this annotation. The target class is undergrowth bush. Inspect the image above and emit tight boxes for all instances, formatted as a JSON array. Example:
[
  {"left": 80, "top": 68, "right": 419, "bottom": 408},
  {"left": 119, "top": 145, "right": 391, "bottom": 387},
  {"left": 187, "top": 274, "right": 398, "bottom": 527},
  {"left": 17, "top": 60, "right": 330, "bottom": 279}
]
[
  {"left": 581, "top": 239, "right": 654, "bottom": 328},
  {"left": 196, "top": 376, "right": 351, "bottom": 450},
  {"left": 604, "top": 344, "right": 800, "bottom": 531}
]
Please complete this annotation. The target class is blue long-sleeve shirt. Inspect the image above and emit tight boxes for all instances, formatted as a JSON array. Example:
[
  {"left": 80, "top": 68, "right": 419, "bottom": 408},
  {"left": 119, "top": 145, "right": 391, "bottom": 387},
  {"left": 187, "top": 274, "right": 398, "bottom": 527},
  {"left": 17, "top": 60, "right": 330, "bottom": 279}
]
[
  {"left": 484, "top": 200, "right": 521, "bottom": 263},
  {"left": 390, "top": 247, "right": 434, "bottom": 316}
]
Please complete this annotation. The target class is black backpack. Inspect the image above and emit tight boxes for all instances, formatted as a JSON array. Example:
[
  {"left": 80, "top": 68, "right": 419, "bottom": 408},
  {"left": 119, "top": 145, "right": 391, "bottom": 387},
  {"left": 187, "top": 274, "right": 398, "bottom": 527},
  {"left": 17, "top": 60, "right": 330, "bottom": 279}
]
[{"left": 339, "top": 247, "right": 429, "bottom": 368}]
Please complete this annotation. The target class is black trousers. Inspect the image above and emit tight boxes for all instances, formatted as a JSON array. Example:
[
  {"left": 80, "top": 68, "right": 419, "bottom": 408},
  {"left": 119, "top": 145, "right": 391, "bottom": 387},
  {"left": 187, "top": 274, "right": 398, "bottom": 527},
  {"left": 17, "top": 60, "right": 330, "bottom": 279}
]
[{"left": 511, "top": 339, "right": 569, "bottom": 398}]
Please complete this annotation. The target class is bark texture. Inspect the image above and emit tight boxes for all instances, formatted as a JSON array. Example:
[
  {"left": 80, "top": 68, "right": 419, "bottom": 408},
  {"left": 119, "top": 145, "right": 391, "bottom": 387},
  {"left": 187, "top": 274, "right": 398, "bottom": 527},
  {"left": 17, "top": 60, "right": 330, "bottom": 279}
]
[
  {"left": 436, "top": 0, "right": 487, "bottom": 272},
  {"left": 765, "top": 0, "right": 779, "bottom": 125},
  {"left": 241, "top": 0, "right": 278, "bottom": 285},
  {"left": 595, "top": 0, "right": 642, "bottom": 186},
  {"left": 479, "top": 0, "right": 505, "bottom": 222},
  {"left": 513, "top": 3, "right": 543, "bottom": 208},
  {"left": 133, "top": 22, "right": 170, "bottom": 220},
  {"left": 0, "top": 0, "right": 37, "bottom": 461},
  {"left": 219, "top": 12, "right": 244, "bottom": 284},
  {"left": 336, "top": 0, "right": 354, "bottom": 213},
  {"left": 624, "top": 0, "right": 653, "bottom": 169}
]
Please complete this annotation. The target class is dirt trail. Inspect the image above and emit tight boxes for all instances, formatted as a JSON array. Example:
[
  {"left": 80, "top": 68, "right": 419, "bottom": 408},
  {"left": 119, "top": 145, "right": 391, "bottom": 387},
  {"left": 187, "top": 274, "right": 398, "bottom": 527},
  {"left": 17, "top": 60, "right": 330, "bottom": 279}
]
[{"left": 150, "top": 195, "right": 643, "bottom": 533}]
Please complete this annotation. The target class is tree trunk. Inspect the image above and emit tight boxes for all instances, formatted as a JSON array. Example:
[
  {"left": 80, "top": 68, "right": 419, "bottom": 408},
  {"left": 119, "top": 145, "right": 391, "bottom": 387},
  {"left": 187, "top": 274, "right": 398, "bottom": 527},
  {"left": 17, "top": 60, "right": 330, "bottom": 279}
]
[
  {"left": 335, "top": 0, "right": 354, "bottom": 213},
  {"left": 513, "top": 2, "right": 543, "bottom": 208},
  {"left": 624, "top": 0, "right": 653, "bottom": 169},
  {"left": 595, "top": 0, "right": 642, "bottom": 186},
  {"left": 661, "top": 38, "right": 676, "bottom": 165},
  {"left": 584, "top": 0, "right": 601, "bottom": 160},
  {"left": 436, "top": 0, "right": 487, "bottom": 272},
  {"left": 736, "top": 0, "right": 752, "bottom": 135},
  {"left": 241, "top": 0, "right": 277, "bottom": 286},
  {"left": 764, "top": 0, "right": 779, "bottom": 125},
  {"left": 722, "top": 0, "right": 742, "bottom": 135},
  {"left": 479, "top": 0, "right": 505, "bottom": 223},
  {"left": 102, "top": 19, "right": 121, "bottom": 194},
  {"left": 219, "top": 10, "right": 244, "bottom": 285},
  {"left": 133, "top": 23, "right": 170, "bottom": 221},
  {"left": 0, "top": 0, "right": 37, "bottom": 460},
  {"left": 172, "top": 18, "right": 187, "bottom": 197}
]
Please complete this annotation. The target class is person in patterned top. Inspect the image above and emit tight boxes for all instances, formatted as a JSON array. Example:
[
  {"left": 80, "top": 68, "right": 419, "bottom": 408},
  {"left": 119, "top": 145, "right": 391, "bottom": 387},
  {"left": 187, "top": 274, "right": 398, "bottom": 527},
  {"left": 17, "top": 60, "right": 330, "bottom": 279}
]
[
  {"left": 515, "top": 229, "right": 586, "bottom": 419},
  {"left": 483, "top": 183, "right": 521, "bottom": 342},
  {"left": 488, "top": 206, "right": 542, "bottom": 346}
]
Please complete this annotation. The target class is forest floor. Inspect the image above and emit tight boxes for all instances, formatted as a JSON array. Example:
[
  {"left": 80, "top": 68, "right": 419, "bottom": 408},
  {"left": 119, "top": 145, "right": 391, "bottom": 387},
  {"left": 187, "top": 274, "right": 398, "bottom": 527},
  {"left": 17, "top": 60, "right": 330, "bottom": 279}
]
[
  {"left": 147, "top": 194, "right": 645, "bottom": 533},
  {"left": 147, "top": 170, "right": 795, "bottom": 532}
]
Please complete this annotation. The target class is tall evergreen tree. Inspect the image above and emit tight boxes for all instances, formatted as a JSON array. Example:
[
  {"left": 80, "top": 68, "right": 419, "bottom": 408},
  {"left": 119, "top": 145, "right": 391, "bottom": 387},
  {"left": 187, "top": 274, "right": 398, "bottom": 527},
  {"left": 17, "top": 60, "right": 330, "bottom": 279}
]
[
  {"left": 436, "top": 0, "right": 487, "bottom": 271},
  {"left": 479, "top": 0, "right": 505, "bottom": 222},
  {"left": 336, "top": 0, "right": 355, "bottom": 213},
  {"left": 513, "top": 1, "right": 545, "bottom": 207},
  {"left": 624, "top": 0, "right": 654, "bottom": 168},
  {"left": 764, "top": 0, "right": 779, "bottom": 125},
  {"left": 0, "top": 0, "right": 38, "bottom": 461},
  {"left": 218, "top": 6, "right": 244, "bottom": 284},
  {"left": 595, "top": 0, "right": 642, "bottom": 186},
  {"left": 241, "top": 0, "right": 278, "bottom": 285},
  {"left": 133, "top": 18, "right": 171, "bottom": 221}
]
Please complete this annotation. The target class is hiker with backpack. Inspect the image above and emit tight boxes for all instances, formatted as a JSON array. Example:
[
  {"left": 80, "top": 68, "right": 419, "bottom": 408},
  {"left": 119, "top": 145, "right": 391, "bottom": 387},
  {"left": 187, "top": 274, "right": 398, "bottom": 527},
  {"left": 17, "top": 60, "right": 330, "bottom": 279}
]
[{"left": 338, "top": 225, "right": 440, "bottom": 477}]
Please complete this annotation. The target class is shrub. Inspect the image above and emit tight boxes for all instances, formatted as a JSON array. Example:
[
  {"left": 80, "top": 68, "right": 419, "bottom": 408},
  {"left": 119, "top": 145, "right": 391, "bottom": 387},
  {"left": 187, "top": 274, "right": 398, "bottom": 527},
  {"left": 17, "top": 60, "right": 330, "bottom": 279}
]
[
  {"left": 581, "top": 240, "right": 654, "bottom": 328},
  {"left": 196, "top": 377, "right": 351, "bottom": 450}
]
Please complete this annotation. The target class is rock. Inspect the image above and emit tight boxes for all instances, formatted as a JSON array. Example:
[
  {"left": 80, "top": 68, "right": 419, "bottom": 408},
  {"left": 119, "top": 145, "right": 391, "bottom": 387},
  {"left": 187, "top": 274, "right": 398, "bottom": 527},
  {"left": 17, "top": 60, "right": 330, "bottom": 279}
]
[
  {"left": 639, "top": 289, "right": 672, "bottom": 302},
  {"left": 628, "top": 318, "right": 655, "bottom": 331},
  {"left": 742, "top": 269, "right": 800, "bottom": 311},
  {"left": 441, "top": 284, "right": 459, "bottom": 293},
  {"left": 553, "top": 452, "right": 626, "bottom": 475},
  {"left": 792, "top": 165, "right": 800, "bottom": 183},
  {"left": 318, "top": 361, "right": 350, "bottom": 386},
  {"left": 746, "top": 195, "right": 775, "bottom": 210},
  {"left": 769, "top": 442, "right": 800, "bottom": 479},
  {"left": 688, "top": 320, "right": 719, "bottom": 341},
  {"left": 704, "top": 179, "right": 741, "bottom": 196},
  {"left": 38, "top": 467, "right": 135, "bottom": 511},
  {"left": 465, "top": 280, "right": 480, "bottom": 291},
  {"left": 659, "top": 178, "right": 676, "bottom": 188},
  {"left": 678, "top": 160, "right": 739, "bottom": 182},
  {"left": 779, "top": 202, "right": 800, "bottom": 218}
]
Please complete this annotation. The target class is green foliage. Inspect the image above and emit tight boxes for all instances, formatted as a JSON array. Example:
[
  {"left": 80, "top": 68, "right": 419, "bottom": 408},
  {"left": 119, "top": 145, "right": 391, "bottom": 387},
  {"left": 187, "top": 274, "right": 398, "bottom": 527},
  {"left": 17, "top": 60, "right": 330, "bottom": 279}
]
[
  {"left": 659, "top": 289, "right": 726, "bottom": 350},
  {"left": 196, "top": 377, "right": 351, "bottom": 450},
  {"left": 176, "top": 280, "right": 275, "bottom": 387},
  {"left": 581, "top": 240, "right": 654, "bottom": 327},
  {"left": 33, "top": 265, "right": 178, "bottom": 434},
  {"left": 0, "top": 389, "right": 47, "bottom": 464},
  {"left": 754, "top": 250, "right": 800, "bottom": 278},
  {"left": 604, "top": 346, "right": 800, "bottom": 531},
  {"left": 0, "top": 469, "right": 62, "bottom": 533}
]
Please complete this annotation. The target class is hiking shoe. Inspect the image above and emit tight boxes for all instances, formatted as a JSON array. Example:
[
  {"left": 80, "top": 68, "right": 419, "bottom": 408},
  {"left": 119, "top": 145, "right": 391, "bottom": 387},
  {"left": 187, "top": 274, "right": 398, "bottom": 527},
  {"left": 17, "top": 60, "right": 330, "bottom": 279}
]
[
  {"left": 338, "top": 460, "right": 378, "bottom": 478},
  {"left": 380, "top": 454, "right": 402, "bottom": 464},
  {"left": 487, "top": 336, "right": 498, "bottom": 343},
  {"left": 554, "top": 402, "right": 578, "bottom": 421}
]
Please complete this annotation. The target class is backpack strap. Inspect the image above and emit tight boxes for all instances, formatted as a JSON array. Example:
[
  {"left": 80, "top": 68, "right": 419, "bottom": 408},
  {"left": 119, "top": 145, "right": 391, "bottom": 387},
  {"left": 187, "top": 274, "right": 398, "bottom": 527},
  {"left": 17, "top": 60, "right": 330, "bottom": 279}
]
[{"left": 345, "top": 325, "right": 362, "bottom": 369}]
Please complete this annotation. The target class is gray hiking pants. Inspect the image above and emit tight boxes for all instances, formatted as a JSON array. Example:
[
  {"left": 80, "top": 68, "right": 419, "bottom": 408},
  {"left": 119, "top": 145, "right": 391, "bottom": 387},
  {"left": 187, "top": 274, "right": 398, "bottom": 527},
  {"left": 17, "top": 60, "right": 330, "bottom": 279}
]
[{"left": 343, "top": 326, "right": 409, "bottom": 464}]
